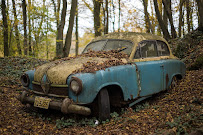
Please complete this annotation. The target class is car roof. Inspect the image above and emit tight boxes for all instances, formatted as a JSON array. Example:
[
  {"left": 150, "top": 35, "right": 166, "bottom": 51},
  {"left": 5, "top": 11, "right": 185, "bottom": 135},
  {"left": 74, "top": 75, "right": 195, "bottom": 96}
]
[{"left": 92, "top": 32, "right": 168, "bottom": 45}]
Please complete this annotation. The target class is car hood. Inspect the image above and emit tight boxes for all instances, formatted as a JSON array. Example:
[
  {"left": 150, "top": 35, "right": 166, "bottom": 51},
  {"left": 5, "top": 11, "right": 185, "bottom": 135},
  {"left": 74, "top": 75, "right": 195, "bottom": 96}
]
[{"left": 34, "top": 57, "right": 110, "bottom": 85}]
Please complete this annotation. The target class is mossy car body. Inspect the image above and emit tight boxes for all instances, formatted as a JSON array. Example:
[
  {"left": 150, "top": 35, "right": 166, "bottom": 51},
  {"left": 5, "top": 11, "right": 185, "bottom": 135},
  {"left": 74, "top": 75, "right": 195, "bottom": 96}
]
[{"left": 19, "top": 32, "right": 186, "bottom": 120}]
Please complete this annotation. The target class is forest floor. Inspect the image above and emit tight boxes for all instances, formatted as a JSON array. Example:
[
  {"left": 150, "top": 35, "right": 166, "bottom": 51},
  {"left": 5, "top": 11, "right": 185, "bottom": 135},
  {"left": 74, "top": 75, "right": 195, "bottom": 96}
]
[{"left": 0, "top": 57, "right": 202, "bottom": 135}]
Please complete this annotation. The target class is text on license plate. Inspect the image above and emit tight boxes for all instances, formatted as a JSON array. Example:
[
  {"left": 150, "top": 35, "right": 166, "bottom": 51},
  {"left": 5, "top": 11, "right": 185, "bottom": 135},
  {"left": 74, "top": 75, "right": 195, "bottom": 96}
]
[{"left": 34, "top": 97, "right": 51, "bottom": 109}]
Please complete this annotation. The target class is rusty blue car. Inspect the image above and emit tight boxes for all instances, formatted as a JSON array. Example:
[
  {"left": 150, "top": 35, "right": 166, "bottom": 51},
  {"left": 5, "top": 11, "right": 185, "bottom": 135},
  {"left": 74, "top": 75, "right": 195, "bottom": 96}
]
[{"left": 18, "top": 32, "right": 186, "bottom": 120}]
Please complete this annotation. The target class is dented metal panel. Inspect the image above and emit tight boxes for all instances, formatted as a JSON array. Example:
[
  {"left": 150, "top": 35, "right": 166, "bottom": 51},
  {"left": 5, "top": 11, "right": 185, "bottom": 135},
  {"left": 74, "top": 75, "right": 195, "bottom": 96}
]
[{"left": 135, "top": 60, "right": 164, "bottom": 96}]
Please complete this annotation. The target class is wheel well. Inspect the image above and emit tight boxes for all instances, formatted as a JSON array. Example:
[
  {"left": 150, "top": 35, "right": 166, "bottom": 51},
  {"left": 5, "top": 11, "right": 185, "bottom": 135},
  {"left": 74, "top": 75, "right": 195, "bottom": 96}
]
[
  {"left": 90, "top": 85, "right": 124, "bottom": 117},
  {"left": 104, "top": 85, "right": 125, "bottom": 107},
  {"left": 174, "top": 74, "right": 182, "bottom": 80}
]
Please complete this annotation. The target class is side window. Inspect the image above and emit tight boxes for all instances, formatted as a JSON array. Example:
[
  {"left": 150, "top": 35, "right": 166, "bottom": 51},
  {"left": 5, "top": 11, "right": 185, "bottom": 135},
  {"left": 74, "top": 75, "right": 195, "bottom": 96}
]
[
  {"left": 156, "top": 40, "right": 170, "bottom": 56},
  {"left": 134, "top": 46, "right": 141, "bottom": 58},
  {"left": 134, "top": 40, "right": 158, "bottom": 58}
]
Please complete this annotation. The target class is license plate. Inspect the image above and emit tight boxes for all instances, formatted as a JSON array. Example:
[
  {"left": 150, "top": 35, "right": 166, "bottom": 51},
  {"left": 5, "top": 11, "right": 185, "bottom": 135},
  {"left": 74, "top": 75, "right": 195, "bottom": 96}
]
[{"left": 34, "top": 97, "right": 51, "bottom": 109}]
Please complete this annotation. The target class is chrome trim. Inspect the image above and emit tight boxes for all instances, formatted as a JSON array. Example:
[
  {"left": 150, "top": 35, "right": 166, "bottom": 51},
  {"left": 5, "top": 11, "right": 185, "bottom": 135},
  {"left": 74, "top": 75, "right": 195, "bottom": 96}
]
[
  {"left": 32, "top": 81, "right": 68, "bottom": 87},
  {"left": 32, "top": 90, "right": 68, "bottom": 98}
]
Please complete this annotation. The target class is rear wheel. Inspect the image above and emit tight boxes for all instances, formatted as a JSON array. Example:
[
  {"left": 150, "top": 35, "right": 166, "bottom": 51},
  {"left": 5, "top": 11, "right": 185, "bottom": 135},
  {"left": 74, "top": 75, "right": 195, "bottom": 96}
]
[{"left": 98, "top": 88, "right": 110, "bottom": 121}]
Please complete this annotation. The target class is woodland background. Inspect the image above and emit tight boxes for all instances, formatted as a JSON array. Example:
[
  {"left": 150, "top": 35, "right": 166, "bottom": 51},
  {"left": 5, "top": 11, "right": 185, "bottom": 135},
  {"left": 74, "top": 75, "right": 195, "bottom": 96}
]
[{"left": 1, "top": 0, "right": 203, "bottom": 59}]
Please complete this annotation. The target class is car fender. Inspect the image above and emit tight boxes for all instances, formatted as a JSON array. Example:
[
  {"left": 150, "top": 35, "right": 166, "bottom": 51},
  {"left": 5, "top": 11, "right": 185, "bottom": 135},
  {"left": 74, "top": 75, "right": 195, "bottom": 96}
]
[{"left": 67, "top": 64, "right": 139, "bottom": 104}]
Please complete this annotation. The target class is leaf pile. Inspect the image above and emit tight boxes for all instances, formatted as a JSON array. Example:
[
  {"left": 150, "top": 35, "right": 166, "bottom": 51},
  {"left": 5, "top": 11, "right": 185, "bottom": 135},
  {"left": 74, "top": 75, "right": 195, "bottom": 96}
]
[
  {"left": 183, "top": 40, "right": 203, "bottom": 70},
  {"left": 80, "top": 49, "right": 129, "bottom": 59},
  {"left": 169, "top": 30, "right": 203, "bottom": 70},
  {"left": 169, "top": 30, "right": 203, "bottom": 58},
  {"left": 73, "top": 59, "right": 127, "bottom": 73},
  {"left": 54, "top": 49, "right": 129, "bottom": 73},
  {"left": 54, "top": 49, "right": 128, "bottom": 62}
]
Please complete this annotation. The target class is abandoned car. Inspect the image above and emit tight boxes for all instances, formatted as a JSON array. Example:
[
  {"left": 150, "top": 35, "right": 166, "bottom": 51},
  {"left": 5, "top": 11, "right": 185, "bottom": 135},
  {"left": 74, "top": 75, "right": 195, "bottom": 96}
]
[{"left": 18, "top": 32, "right": 186, "bottom": 120}]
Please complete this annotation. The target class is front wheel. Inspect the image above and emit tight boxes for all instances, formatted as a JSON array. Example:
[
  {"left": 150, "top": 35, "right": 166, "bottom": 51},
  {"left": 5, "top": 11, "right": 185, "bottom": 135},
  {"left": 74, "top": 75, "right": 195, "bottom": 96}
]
[{"left": 98, "top": 88, "right": 110, "bottom": 121}]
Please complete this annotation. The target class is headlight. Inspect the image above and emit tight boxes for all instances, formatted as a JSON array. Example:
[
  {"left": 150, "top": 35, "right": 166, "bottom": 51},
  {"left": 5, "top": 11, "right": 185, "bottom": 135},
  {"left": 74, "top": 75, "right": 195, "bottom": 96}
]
[
  {"left": 20, "top": 74, "right": 30, "bottom": 87},
  {"left": 70, "top": 77, "right": 82, "bottom": 95}
]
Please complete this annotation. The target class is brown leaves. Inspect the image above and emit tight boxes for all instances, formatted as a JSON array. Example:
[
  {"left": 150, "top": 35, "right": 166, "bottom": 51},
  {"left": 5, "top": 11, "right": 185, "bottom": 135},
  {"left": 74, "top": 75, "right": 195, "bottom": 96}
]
[
  {"left": 78, "top": 50, "right": 129, "bottom": 73},
  {"left": 73, "top": 59, "right": 127, "bottom": 73},
  {"left": 80, "top": 49, "right": 129, "bottom": 59},
  {"left": 53, "top": 49, "right": 129, "bottom": 74}
]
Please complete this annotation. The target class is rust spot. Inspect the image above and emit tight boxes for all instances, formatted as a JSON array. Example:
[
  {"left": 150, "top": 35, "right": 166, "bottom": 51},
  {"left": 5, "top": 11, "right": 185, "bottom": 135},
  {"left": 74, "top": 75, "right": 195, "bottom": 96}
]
[
  {"left": 130, "top": 95, "right": 133, "bottom": 100},
  {"left": 166, "top": 74, "right": 169, "bottom": 87}
]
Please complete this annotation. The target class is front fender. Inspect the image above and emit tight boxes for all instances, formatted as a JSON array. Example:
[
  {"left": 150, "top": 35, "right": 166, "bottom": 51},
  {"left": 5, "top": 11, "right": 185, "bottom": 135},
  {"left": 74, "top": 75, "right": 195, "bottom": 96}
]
[
  {"left": 25, "top": 70, "right": 35, "bottom": 90},
  {"left": 67, "top": 64, "right": 139, "bottom": 104}
]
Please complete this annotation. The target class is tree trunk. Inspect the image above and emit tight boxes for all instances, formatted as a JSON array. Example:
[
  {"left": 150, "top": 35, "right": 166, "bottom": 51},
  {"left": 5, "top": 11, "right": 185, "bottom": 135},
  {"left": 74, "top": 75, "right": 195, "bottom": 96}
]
[
  {"left": 33, "top": 0, "right": 46, "bottom": 58},
  {"left": 150, "top": 0, "right": 155, "bottom": 34},
  {"left": 103, "top": 0, "right": 109, "bottom": 34},
  {"left": 112, "top": 0, "right": 115, "bottom": 32},
  {"left": 75, "top": 1, "right": 79, "bottom": 56},
  {"left": 162, "top": 0, "right": 177, "bottom": 38},
  {"left": 93, "top": 0, "right": 102, "bottom": 37},
  {"left": 63, "top": 0, "right": 77, "bottom": 57},
  {"left": 183, "top": 7, "right": 185, "bottom": 36},
  {"left": 51, "top": 0, "right": 60, "bottom": 27},
  {"left": 57, "top": 0, "right": 60, "bottom": 26},
  {"left": 12, "top": 0, "right": 21, "bottom": 55},
  {"left": 46, "top": 7, "right": 49, "bottom": 59},
  {"left": 190, "top": 2, "right": 193, "bottom": 31},
  {"left": 28, "top": 0, "right": 32, "bottom": 56},
  {"left": 179, "top": 0, "right": 185, "bottom": 37},
  {"left": 118, "top": 0, "right": 121, "bottom": 32},
  {"left": 56, "top": 0, "right": 67, "bottom": 58},
  {"left": 102, "top": 2, "right": 106, "bottom": 34},
  {"left": 143, "top": 0, "right": 153, "bottom": 33},
  {"left": 157, "top": 0, "right": 162, "bottom": 36},
  {"left": 196, "top": 0, "right": 203, "bottom": 31},
  {"left": 153, "top": 0, "right": 171, "bottom": 40},
  {"left": 163, "top": 4, "right": 167, "bottom": 27},
  {"left": 22, "top": 0, "right": 28, "bottom": 55},
  {"left": 186, "top": 0, "right": 191, "bottom": 33},
  {"left": 9, "top": 22, "right": 13, "bottom": 54},
  {"left": 1, "top": 0, "right": 9, "bottom": 56}
]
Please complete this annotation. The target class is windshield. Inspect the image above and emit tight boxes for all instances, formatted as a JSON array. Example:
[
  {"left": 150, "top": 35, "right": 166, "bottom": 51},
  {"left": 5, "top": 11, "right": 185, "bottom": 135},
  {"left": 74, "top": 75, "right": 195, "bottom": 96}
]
[{"left": 83, "top": 40, "right": 133, "bottom": 56}]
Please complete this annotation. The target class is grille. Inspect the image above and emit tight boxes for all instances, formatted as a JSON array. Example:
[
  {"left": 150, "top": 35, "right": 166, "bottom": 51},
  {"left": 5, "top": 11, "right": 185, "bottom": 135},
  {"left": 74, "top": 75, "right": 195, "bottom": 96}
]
[{"left": 33, "top": 83, "right": 68, "bottom": 96}]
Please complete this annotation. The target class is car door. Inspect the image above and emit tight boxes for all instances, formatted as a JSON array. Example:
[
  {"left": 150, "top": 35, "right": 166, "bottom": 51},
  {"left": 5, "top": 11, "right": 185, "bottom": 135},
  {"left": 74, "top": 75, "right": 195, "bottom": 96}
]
[
  {"left": 156, "top": 40, "right": 171, "bottom": 89},
  {"left": 134, "top": 40, "right": 164, "bottom": 96}
]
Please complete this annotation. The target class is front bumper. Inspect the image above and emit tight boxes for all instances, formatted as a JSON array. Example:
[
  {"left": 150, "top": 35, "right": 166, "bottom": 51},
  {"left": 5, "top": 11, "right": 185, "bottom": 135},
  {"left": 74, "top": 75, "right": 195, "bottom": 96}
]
[{"left": 18, "top": 91, "right": 91, "bottom": 116}]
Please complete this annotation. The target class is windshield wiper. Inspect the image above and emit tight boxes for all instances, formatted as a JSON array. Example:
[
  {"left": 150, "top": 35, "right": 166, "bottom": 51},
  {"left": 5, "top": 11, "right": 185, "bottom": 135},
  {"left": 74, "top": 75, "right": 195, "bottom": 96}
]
[{"left": 117, "top": 47, "right": 128, "bottom": 53}]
